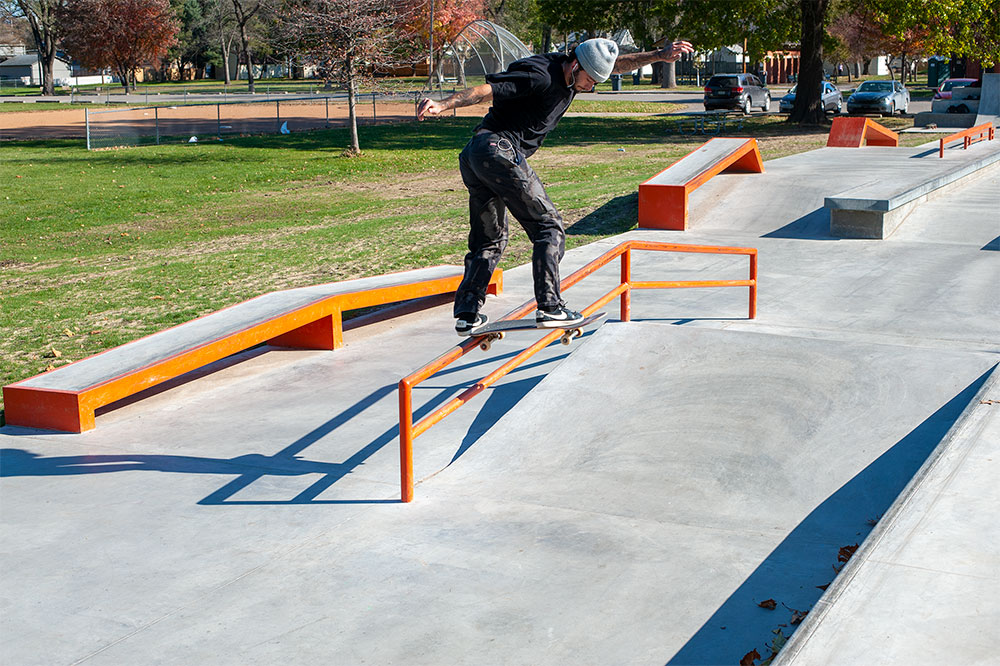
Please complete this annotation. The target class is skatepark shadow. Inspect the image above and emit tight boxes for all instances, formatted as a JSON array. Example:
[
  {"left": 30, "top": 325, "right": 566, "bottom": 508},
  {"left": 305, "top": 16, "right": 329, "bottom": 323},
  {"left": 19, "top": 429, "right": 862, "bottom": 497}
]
[
  {"left": 761, "top": 207, "right": 837, "bottom": 240},
  {"left": 664, "top": 367, "right": 993, "bottom": 665},
  {"left": 983, "top": 235, "right": 1000, "bottom": 251},
  {"left": 909, "top": 147, "right": 942, "bottom": 159},
  {"left": 199, "top": 349, "right": 565, "bottom": 504},
  {"left": 0, "top": 344, "right": 568, "bottom": 504},
  {"left": 566, "top": 193, "right": 638, "bottom": 237}
]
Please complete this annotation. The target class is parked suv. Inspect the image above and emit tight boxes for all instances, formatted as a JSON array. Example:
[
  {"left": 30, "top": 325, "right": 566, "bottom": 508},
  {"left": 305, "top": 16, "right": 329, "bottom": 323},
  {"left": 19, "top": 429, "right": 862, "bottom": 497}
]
[{"left": 704, "top": 73, "right": 771, "bottom": 114}]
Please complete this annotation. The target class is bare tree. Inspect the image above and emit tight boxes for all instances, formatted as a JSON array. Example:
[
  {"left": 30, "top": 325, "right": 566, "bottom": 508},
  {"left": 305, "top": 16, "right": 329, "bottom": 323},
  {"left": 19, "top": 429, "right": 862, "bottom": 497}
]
[
  {"left": 214, "top": 0, "right": 238, "bottom": 83},
  {"left": 6, "top": 0, "right": 67, "bottom": 94},
  {"left": 230, "top": 0, "right": 260, "bottom": 92},
  {"left": 279, "top": 0, "right": 415, "bottom": 154}
]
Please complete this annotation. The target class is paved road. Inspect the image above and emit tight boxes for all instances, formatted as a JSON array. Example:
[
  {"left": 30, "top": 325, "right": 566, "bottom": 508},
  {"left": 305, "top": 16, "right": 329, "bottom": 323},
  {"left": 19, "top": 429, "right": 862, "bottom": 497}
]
[{"left": 2, "top": 87, "right": 933, "bottom": 116}]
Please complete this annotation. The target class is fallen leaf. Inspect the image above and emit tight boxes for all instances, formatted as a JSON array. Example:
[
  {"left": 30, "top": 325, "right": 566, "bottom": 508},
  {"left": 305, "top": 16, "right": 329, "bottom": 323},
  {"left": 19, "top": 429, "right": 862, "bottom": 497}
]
[
  {"left": 816, "top": 583, "right": 830, "bottom": 591},
  {"left": 740, "top": 649, "right": 761, "bottom": 666},
  {"left": 62, "top": 328, "right": 74, "bottom": 337},
  {"left": 44, "top": 349, "right": 62, "bottom": 358},
  {"left": 758, "top": 599, "right": 777, "bottom": 610},
  {"left": 45, "top": 364, "right": 56, "bottom": 372},
  {"left": 790, "top": 609, "right": 809, "bottom": 624},
  {"left": 771, "top": 628, "right": 788, "bottom": 652},
  {"left": 150, "top": 295, "right": 164, "bottom": 300},
  {"left": 838, "top": 544, "right": 860, "bottom": 563}
]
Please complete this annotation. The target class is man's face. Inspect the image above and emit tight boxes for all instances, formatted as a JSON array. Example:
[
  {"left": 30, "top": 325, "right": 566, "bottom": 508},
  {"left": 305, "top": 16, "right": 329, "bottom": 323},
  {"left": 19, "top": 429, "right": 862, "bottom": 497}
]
[{"left": 571, "top": 64, "right": 597, "bottom": 92}]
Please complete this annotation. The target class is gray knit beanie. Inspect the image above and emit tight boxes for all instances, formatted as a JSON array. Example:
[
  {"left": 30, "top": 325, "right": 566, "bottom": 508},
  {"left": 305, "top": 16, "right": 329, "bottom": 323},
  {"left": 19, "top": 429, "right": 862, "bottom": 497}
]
[{"left": 575, "top": 38, "right": 619, "bottom": 83}]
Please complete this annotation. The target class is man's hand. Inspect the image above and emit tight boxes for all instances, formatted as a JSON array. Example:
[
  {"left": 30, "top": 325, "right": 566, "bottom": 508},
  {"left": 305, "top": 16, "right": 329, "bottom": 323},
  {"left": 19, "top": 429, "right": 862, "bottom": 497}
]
[
  {"left": 658, "top": 40, "right": 694, "bottom": 62},
  {"left": 416, "top": 98, "right": 444, "bottom": 121},
  {"left": 417, "top": 84, "right": 493, "bottom": 121}
]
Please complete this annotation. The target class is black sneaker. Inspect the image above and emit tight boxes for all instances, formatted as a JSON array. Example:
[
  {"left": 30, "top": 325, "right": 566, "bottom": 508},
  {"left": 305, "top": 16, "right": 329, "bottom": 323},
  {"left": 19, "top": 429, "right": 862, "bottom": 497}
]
[
  {"left": 535, "top": 306, "right": 584, "bottom": 327},
  {"left": 455, "top": 312, "right": 488, "bottom": 336}
]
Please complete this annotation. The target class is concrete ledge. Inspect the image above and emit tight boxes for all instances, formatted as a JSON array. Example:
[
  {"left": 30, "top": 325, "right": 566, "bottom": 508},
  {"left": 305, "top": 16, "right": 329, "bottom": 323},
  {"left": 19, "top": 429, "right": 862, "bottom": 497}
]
[
  {"left": 826, "top": 143, "right": 1000, "bottom": 238},
  {"left": 2, "top": 266, "right": 502, "bottom": 432},
  {"left": 912, "top": 112, "right": 977, "bottom": 128},
  {"left": 638, "top": 138, "right": 763, "bottom": 230}
]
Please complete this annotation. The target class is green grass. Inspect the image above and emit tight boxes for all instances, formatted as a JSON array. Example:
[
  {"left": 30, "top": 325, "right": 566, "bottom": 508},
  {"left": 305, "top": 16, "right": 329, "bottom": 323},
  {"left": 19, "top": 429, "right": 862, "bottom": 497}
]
[
  {"left": 569, "top": 99, "right": 685, "bottom": 113},
  {"left": 0, "top": 113, "right": 921, "bottom": 417}
]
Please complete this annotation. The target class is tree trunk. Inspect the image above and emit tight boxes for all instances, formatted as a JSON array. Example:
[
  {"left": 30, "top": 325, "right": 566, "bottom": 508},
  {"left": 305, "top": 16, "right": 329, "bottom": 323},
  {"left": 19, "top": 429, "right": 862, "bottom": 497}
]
[
  {"left": 218, "top": 7, "right": 232, "bottom": 84},
  {"left": 42, "top": 55, "right": 54, "bottom": 94},
  {"left": 243, "top": 41, "right": 255, "bottom": 93},
  {"left": 347, "top": 68, "right": 360, "bottom": 154},
  {"left": 660, "top": 60, "right": 676, "bottom": 88},
  {"left": 542, "top": 25, "right": 552, "bottom": 53},
  {"left": 789, "top": 0, "right": 830, "bottom": 124},
  {"left": 232, "top": 0, "right": 259, "bottom": 93}
]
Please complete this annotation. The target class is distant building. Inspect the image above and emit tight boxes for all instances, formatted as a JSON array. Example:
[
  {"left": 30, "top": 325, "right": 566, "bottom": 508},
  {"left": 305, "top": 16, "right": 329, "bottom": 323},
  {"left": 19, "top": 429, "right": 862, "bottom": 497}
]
[
  {"left": 0, "top": 43, "right": 27, "bottom": 58},
  {"left": 0, "top": 51, "right": 72, "bottom": 85},
  {"left": 0, "top": 51, "right": 112, "bottom": 86}
]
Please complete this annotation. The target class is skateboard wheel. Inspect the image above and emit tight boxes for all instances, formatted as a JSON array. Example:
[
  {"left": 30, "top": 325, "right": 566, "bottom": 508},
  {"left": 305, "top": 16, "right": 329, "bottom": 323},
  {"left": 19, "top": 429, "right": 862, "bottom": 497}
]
[
  {"left": 497, "top": 332, "right": 505, "bottom": 341},
  {"left": 480, "top": 340, "right": 492, "bottom": 351},
  {"left": 560, "top": 335, "right": 572, "bottom": 346}
]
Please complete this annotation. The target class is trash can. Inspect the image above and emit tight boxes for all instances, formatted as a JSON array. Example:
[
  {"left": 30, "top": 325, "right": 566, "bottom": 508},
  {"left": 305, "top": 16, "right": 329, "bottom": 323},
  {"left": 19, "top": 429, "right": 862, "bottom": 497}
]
[
  {"left": 611, "top": 74, "right": 622, "bottom": 91},
  {"left": 632, "top": 71, "right": 641, "bottom": 85},
  {"left": 927, "top": 59, "right": 949, "bottom": 88}
]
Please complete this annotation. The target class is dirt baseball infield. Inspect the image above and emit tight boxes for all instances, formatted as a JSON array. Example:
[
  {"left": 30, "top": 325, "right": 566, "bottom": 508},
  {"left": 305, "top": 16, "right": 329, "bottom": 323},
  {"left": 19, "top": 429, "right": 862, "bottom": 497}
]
[{"left": 1, "top": 99, "right": 492, "bottom": 142}]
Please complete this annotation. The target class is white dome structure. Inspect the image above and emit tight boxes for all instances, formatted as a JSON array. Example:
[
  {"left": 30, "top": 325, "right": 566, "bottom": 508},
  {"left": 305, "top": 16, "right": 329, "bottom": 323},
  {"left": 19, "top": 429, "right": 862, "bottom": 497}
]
[{"left": 438, "top": 20, "right": 534, "bottom": 88}]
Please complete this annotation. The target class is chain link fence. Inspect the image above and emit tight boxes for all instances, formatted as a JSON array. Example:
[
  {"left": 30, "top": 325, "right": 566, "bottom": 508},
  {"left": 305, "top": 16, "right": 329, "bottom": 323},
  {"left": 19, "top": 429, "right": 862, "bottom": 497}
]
[{"left": 84, "top": 92, "right": 436, "bottom": 150}]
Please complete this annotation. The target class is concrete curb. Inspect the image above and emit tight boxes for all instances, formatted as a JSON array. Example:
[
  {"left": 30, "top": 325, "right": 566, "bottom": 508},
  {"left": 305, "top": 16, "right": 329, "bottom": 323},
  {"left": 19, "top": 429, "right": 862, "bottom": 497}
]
[{"left": 773, "top": 361, "right": 1000, "bottom": 665}]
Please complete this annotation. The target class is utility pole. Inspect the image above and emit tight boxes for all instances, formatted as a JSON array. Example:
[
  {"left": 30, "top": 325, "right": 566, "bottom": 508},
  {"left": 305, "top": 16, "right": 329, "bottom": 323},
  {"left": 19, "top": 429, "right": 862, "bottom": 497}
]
[{"left": 428, "top": 0, "right": 434, "bottom": 90}]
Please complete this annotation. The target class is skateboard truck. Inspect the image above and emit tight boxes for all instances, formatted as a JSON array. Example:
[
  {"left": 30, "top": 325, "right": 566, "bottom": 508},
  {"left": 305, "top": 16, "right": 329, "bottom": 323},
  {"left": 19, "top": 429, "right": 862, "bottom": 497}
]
[{"left": 474, "top": 313, "right": 605, "bottom": 351}]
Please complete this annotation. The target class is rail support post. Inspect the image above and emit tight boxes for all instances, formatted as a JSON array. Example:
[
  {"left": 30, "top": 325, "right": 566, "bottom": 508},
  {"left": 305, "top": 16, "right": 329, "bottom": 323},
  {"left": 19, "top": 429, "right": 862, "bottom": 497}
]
[
  {"left": 399, "top": 380, "right": 414, "bottom": 502},
  {"left": 621, "top": 247, "right": 631, "bottom": 322}
]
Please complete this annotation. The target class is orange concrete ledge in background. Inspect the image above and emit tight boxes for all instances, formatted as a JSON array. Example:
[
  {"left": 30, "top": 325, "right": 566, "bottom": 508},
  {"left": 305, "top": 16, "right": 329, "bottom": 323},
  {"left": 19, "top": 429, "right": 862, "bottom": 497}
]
[
  {"left": 827, "top": 117, "right": 899, "bottom": 148},
  {"left": 638, "top": 137, "right": 764, "bottom": 230}
]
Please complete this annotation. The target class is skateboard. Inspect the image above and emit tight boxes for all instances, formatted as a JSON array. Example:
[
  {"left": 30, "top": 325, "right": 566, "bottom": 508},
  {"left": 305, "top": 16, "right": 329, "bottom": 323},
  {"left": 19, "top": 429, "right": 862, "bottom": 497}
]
[{"left": 473, "top": 312, "right": 606, "bottom": 351}]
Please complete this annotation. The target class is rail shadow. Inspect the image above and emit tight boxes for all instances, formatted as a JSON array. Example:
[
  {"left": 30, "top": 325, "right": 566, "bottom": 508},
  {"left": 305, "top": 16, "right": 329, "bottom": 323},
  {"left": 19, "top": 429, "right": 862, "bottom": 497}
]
[{"left": 0, "top": 344, "right": 568, "bottom": 505}]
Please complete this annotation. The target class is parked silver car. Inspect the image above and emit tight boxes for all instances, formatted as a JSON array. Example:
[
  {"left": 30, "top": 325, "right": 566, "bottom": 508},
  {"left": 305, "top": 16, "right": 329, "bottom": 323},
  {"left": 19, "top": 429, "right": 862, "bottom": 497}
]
[
  {"left": 846, "top": 80, "right": 910, "bottom": 116},
  {"left": 779, "top": 81, "right": 843, "bottom": 113}
]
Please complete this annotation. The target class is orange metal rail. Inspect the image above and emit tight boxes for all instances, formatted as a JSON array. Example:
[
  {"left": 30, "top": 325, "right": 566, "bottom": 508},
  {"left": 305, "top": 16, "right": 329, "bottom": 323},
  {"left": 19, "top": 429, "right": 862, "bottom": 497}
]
[
  {"left": 938, "top": 122, "right": 995, "bottom": 158},
  {"left": 397, "top": 239, "right": 758, "bottom": 502}
]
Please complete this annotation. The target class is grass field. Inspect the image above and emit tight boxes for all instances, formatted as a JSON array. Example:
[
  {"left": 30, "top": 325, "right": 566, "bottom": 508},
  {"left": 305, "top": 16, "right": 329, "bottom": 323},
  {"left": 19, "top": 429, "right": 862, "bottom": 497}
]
[{"left": 0, "top": 112, "right": 922, "bottom": 418}]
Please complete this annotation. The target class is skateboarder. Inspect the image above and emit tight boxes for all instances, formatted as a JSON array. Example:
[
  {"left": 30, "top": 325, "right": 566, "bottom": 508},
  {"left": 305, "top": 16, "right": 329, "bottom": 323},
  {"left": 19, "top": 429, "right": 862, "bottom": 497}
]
[{"left": 418, "top": 37, "right": 694, "bottom": 335}]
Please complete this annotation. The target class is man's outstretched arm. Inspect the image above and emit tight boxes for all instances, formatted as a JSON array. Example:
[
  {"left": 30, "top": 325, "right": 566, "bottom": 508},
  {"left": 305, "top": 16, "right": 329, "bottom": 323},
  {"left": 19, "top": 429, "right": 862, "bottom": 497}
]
[
  {"left": 417, "top": 83, "right": 494, "bottom": 121},
  {"left": 612, "top": 40, "right": 695, "bottom": 75}
]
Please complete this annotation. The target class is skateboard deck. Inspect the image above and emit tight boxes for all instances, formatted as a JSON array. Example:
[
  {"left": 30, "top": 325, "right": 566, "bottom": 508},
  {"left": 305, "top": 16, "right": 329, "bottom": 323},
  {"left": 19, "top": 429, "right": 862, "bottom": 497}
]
[{"left": 473, "top": 312, "right": 606, "bottom": 351}]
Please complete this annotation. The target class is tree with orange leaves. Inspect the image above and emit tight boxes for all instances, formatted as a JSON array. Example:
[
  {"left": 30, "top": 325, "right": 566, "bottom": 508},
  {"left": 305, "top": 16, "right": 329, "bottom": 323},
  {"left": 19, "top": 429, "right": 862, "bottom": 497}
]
[
  {"left": 405, "top": 0, "right": 486, "bottom": 86},
  {"left": 59, "top": 0, "right": 179, "bottom": 91}
]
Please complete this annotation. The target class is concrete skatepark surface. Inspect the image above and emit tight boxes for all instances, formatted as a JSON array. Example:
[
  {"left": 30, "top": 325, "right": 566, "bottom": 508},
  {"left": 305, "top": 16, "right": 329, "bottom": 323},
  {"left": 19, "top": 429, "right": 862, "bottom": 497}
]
[{"left": 2, "top": 137, "right": 999, "bottom": 665}]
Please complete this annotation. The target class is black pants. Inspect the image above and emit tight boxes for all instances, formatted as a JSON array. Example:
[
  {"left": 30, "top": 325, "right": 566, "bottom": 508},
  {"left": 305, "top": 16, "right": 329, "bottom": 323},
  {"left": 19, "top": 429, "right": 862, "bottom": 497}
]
[{"left": 453, "top": 130, "right": 566, "bottom": 317}]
